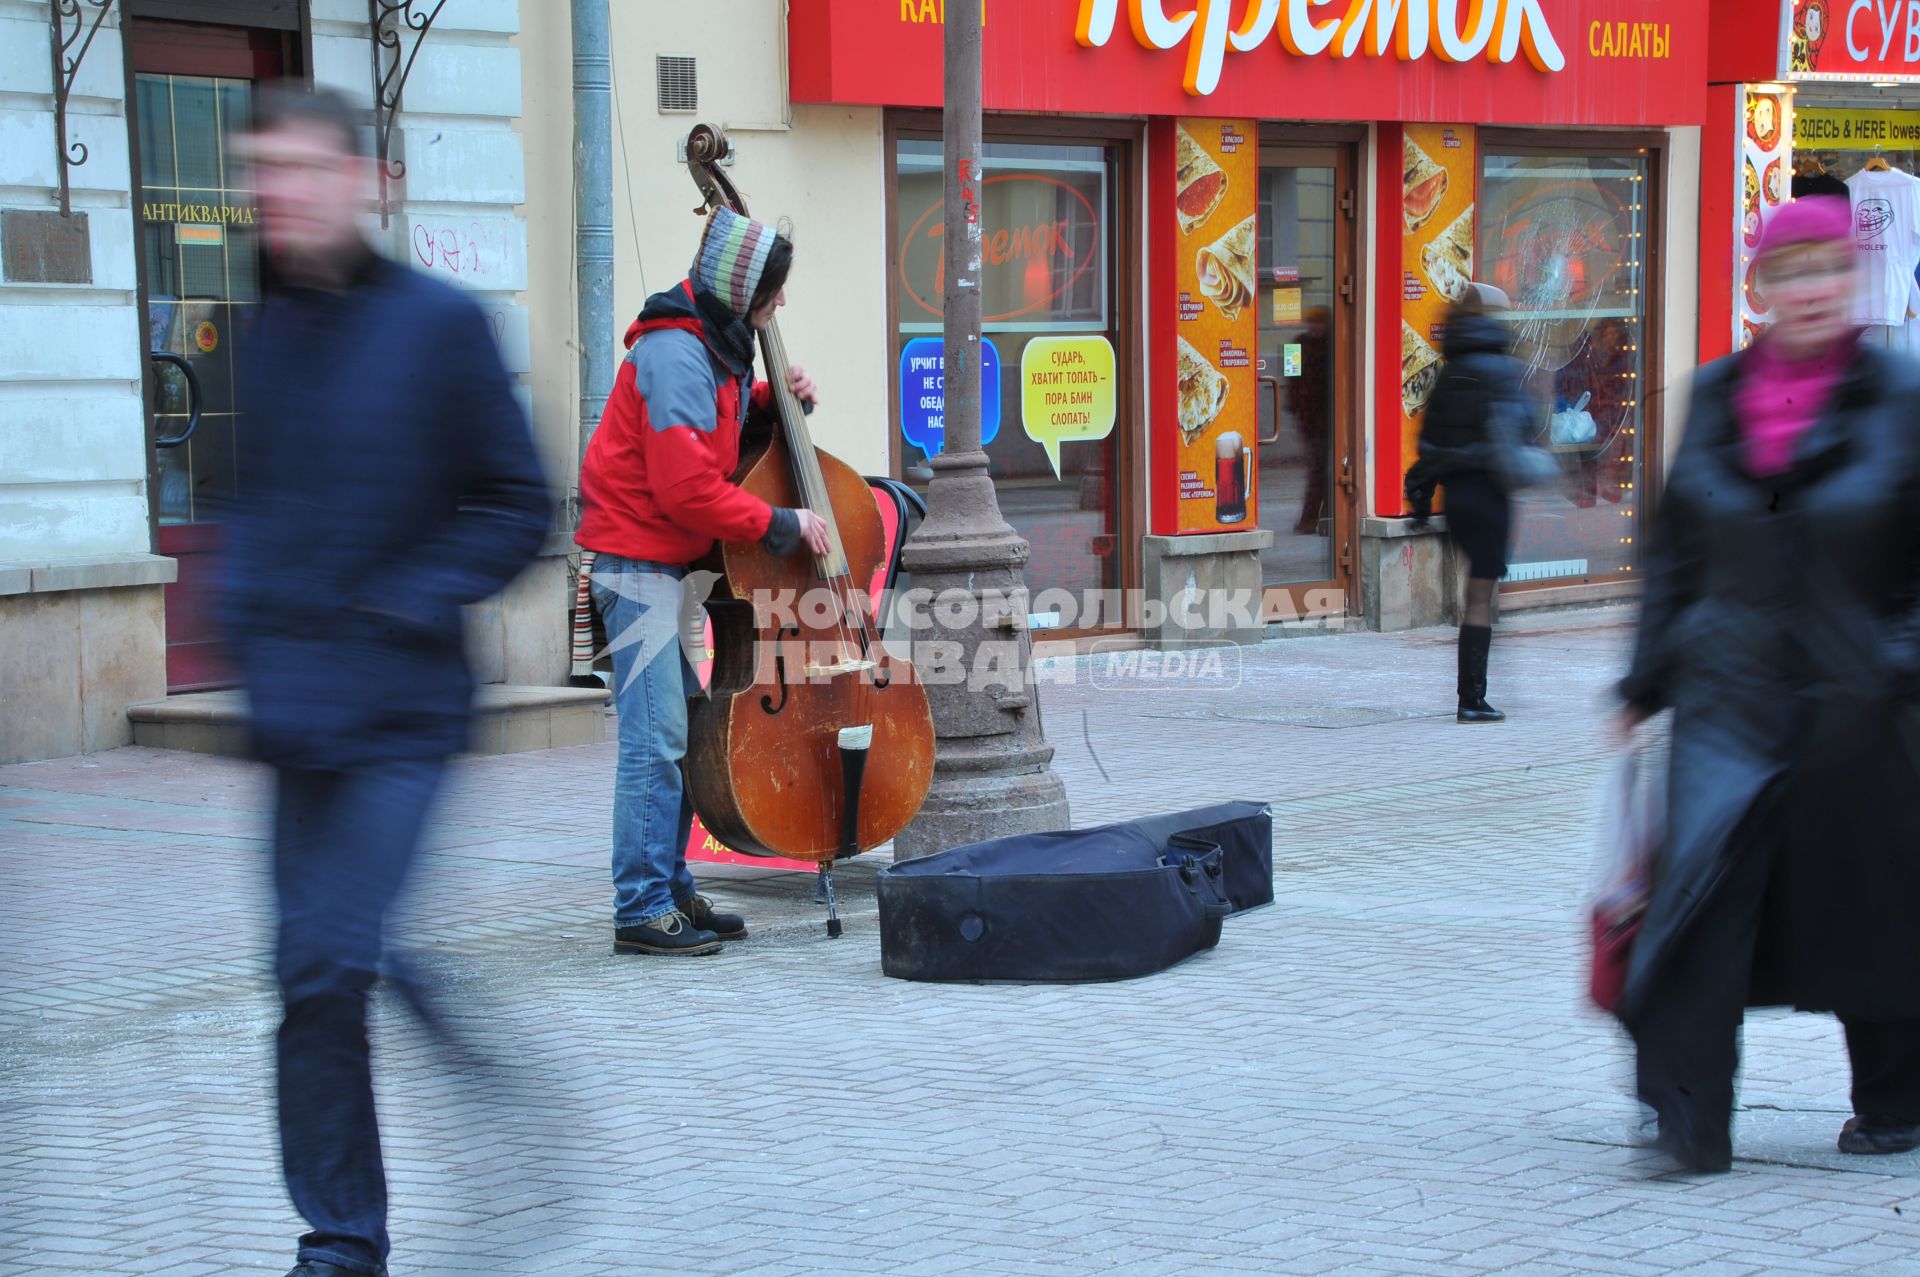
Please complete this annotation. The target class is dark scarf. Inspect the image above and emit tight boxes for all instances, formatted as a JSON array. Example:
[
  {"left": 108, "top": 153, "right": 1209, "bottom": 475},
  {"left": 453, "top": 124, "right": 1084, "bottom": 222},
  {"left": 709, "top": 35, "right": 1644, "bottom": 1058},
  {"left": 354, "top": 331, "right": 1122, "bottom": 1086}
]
[
  {"left": 262, "top": 237, "right": 382, "bottom": 296},
  {"left": 693, "top": 286, "right": 758, "bottom": 377}
]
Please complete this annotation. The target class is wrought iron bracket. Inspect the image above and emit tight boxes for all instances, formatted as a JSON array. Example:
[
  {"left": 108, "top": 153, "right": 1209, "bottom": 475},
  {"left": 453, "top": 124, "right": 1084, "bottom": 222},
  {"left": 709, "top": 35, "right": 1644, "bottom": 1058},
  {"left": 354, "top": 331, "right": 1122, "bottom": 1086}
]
[
  {"left": 368, "top": 0, "right": 447, "bottom": 228},
  {"left": 49, "top": 0, "right": 117, "bottom": 217}
]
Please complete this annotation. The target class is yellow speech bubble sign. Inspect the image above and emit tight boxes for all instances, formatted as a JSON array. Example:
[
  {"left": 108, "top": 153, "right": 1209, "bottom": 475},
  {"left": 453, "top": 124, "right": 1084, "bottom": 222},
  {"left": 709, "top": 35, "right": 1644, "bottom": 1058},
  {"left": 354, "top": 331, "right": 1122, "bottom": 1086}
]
[{"left": 1021, "top": 336, "right": 1116, "bottom": 479}]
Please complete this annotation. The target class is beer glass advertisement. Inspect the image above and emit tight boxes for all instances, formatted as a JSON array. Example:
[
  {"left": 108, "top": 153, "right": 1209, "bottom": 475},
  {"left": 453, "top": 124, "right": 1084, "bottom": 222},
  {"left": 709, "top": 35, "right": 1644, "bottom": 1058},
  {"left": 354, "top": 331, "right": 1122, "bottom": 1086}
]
[
  {"left": 1398, "top": 123, "right": 1478, "bottom": 498},
  {"left": 1170, "top": 118, "right": 1259, "bottom": 533}
]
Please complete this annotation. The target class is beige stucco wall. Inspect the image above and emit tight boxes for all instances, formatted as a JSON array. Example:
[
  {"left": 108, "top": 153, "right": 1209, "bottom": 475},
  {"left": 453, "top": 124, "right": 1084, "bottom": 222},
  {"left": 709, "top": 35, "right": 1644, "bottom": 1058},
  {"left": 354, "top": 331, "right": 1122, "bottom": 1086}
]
[
  {"left": 514, "top": 9, "right": 583, "bottom": 510},
  {"left": 1660, "top": 125, "right": 1703, "bottom": 471},
  {"left": 608, "top": 2, "right": 890, "bottom": 474},
  {"left": 482, "top": 11, "right": 588, "bottom": 690}
]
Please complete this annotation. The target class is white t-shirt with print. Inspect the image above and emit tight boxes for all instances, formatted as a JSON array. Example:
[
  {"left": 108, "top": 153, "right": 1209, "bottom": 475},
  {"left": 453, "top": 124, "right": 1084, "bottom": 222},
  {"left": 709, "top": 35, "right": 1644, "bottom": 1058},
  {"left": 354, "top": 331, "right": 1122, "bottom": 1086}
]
[{"left": 1846, "top": 168, "right": 1920, "bottom": 327}]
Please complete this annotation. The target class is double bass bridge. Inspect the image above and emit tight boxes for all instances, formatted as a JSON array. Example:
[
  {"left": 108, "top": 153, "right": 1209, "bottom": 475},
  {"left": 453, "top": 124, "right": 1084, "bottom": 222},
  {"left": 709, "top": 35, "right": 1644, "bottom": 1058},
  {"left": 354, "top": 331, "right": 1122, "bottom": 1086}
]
[{"left": 804, "top": 656, "right": 877, "bottom": 679}]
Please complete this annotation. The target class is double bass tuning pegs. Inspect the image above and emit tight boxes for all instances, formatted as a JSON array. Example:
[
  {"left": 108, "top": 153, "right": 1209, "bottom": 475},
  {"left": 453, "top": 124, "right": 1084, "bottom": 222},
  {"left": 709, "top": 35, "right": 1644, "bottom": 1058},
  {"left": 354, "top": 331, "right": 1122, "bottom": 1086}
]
[{"left": 684, "top": 123, "right": 741, "bottom": 216}]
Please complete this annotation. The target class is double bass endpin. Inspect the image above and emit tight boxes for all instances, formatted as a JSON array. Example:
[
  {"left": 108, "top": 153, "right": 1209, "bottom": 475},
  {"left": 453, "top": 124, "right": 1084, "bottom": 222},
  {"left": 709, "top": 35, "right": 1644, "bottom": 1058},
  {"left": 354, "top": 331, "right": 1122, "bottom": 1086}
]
[
  {"left": 822, "top": 724, "right": 873, "bottom": 939},
  {"left": 818, "top": 864, "right": 842, "bottom": 939}
]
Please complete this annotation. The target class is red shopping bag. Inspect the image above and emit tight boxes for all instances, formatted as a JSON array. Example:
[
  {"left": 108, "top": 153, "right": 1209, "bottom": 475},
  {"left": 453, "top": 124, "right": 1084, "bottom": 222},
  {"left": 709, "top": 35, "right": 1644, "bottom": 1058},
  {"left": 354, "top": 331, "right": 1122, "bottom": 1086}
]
[
  {"left": 1588, "top": 744, "right": 1662, "bottom": 1014},
  {"left": 1589, "top": 912, "right": 1640, "bottom": 1012}
]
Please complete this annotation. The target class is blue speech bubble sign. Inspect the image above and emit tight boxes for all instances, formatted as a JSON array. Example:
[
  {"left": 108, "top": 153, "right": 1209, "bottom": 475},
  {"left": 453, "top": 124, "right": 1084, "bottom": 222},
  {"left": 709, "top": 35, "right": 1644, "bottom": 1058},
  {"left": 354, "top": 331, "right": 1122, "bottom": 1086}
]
[{"left": 899, "top": 337, "right": 1000, "bottom": 458}]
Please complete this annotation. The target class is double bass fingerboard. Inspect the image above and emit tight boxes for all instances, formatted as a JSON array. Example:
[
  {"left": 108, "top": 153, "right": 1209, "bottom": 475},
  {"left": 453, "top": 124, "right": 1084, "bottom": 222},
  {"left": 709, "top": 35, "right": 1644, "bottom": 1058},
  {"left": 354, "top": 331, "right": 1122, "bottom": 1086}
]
[{"left": 759, "top": 320, "right": 852, "bottom": 582}]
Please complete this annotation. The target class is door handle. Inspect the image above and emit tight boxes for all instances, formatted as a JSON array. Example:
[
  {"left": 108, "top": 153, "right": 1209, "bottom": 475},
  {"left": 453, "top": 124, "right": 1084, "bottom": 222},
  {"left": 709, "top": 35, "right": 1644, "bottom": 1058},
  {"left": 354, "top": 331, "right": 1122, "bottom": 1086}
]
[
  {"left": 151, "top": 352, "right": 202, "bottom": 448},
  {"left": 1258, "top": 375, "right": 1283, "bottom": 446}
]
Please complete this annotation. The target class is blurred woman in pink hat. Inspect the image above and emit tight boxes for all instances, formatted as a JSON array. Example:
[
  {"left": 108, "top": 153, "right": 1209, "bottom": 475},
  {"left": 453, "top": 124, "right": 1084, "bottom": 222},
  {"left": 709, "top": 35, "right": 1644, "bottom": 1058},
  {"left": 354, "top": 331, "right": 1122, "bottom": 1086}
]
[{"left": 1616, "top": 195, "right": 1920, "bottom": 1173}]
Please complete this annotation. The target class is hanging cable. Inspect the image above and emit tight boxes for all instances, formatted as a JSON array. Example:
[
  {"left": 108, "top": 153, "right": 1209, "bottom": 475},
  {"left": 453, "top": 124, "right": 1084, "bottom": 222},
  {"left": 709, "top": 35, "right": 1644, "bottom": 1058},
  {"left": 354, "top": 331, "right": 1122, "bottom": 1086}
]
[{"left": 609, "top": 59, "right": 648, "bottom": 299}]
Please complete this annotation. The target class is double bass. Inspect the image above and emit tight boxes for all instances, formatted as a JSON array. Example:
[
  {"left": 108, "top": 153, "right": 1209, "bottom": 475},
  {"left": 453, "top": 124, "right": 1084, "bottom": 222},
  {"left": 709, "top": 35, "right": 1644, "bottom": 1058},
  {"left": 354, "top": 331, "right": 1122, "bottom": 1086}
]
[{"left": 680, "top": 124, "right": 935, "bottom": 935}]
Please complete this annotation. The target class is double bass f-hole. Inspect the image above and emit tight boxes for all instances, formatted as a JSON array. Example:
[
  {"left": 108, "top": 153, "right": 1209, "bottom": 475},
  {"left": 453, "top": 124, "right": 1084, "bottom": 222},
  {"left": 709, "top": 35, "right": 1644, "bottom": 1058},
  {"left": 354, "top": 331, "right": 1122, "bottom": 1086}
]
[{"left": 759, "top": 625, "right": 800, "bottom": 716}]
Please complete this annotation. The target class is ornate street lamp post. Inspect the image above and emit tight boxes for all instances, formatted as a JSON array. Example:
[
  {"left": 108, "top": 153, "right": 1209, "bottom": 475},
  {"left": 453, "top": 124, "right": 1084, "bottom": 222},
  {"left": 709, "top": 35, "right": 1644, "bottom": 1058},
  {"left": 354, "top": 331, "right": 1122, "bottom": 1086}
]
[{"left": 893, "top": 0, "right": 1070, "bottom": 858}]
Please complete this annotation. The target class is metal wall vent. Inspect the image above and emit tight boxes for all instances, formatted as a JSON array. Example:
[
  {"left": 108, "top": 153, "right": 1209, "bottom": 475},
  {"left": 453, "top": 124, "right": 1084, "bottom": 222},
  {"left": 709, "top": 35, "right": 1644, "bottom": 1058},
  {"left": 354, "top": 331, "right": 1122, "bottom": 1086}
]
[{"left": 657, "top": 55, "right": 698, "bottom": 114}]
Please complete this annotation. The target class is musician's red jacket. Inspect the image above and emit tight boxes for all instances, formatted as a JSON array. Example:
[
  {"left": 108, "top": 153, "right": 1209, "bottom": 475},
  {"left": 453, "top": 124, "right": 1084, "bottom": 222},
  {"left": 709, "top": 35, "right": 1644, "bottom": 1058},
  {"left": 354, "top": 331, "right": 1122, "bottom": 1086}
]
[{"left": 576, "top": 280, "right": 798, "bottom": 566}]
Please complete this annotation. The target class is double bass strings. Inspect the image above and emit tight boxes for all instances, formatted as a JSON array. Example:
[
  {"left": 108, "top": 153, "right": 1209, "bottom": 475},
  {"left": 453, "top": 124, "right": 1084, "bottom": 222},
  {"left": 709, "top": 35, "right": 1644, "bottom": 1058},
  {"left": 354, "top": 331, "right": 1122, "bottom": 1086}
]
[
  {"left": 765, "top": 330, "right": 883, "bottom": 853},
  {"left": 759, "top": 322, "right": 880, "bottom": 744},
  {"left": 682, "top": 141, "right": 926, "bottom": 863}
]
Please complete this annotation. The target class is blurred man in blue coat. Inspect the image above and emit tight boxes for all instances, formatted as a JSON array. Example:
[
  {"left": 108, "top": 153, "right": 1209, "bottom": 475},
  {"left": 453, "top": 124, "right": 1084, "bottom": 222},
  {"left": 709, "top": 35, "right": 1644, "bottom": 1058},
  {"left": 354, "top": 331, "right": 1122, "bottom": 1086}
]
[{"left": 222, "top": 84, "right": 548, "bottom": 1277}]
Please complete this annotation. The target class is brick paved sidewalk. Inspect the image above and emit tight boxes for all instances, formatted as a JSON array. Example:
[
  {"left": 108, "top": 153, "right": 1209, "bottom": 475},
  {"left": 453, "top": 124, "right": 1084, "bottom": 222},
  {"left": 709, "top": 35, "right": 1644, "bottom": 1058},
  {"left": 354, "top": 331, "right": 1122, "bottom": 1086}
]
[{"left": 2, "top": 607, "right": 1916, "bottom": 1276}]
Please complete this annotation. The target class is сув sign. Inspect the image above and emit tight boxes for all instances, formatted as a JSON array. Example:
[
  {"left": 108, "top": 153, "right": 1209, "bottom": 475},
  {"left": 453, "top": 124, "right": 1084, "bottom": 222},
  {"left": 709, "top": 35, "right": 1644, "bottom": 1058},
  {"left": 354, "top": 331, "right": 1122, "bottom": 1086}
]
[{"left": 1789, "top": 0, "right": 1920, "bottom": 80}]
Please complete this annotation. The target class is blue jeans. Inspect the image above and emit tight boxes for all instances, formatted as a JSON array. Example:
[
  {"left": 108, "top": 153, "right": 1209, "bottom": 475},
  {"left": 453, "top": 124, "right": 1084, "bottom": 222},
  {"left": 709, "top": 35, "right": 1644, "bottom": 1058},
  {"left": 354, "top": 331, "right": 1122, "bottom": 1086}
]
[
  {"left": 273, "top": 757, "right": 445, "bottom": 1276},
  {"left": 590, "top": 554, "right": 698, "bottom": 926}
]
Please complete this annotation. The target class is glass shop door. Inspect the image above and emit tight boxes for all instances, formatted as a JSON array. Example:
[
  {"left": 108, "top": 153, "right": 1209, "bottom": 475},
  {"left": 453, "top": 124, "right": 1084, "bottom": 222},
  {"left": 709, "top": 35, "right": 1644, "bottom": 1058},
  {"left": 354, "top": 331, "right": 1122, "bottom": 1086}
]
[
  {"left": 130, "top": 19, "right": 289, "bottom": 690},
  {"left": 1254, "top": 144, "right": 1358, "bottom": 621}
]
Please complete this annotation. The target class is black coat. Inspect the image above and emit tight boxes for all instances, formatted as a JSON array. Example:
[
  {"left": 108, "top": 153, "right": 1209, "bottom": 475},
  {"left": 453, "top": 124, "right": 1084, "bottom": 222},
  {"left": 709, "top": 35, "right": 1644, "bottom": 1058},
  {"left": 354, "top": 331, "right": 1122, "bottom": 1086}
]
[
  {"left": 222, "top": 251, "right": 549, "bottom": 769},
  {"left": 1619, "top": 341, "right": 1920, "bottom": 1022},
  {"left": 1405, "top": 314, "right": 1531, "bottom": 517}
]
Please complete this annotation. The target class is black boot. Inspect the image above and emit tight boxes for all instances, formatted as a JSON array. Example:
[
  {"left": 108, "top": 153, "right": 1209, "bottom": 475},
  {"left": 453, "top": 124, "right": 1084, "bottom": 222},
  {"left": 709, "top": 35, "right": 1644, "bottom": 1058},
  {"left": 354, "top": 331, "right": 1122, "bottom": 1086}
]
[
  {"left": 1654, "top": 1114, "right": 1734, "bottom": 1174},
  {"left": 613, "top": 910, "right": 721, "bottom": 956},
  {"left": 1838, "top": 1115, "right": 1920, "bottom": 1155},
  {"left": 677, "top": 891, "right": 748, "bottom": 941},
  {"left": 1456, "top": 624, "right": 1505, "bottom": 723}
]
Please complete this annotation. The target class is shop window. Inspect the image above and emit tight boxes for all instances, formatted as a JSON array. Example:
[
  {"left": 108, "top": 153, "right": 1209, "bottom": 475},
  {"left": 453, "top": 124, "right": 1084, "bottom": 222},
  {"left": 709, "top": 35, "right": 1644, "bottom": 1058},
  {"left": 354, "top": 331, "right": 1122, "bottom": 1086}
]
[
  {"left": 141, "top": 72, "right": 260, "bottom": 528},
  {"left": 1788, "top": 98, "right": 1920, "bottom": 345},
  {"left": 1478, "top": 150, "right": 1651, "bottom": 584},
  {"left": 892, "top": 137, "right": 1124, "bottom": 615}
]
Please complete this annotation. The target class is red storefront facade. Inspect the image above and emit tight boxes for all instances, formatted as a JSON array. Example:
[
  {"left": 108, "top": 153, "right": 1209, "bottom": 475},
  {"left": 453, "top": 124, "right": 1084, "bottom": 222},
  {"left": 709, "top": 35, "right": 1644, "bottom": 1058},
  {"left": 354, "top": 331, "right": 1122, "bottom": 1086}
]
[
  {"left": 792, "top": 1, "right": 1708, "bottom": 632},
  {"left": 1703, "top": 1, "right": 1920, "bottom": 367}
]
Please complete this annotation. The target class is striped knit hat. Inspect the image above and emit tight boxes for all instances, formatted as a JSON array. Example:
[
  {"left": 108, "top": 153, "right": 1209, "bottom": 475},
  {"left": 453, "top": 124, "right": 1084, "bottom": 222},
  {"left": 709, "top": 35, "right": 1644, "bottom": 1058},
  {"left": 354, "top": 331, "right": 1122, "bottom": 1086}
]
[{"left": 691, "top": 206, "right": 779, "bottom": 320}]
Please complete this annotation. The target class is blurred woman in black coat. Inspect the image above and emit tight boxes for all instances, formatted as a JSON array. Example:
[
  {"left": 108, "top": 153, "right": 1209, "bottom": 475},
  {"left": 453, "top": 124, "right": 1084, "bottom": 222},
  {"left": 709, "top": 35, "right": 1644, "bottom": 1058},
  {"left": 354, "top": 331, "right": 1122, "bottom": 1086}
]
[
  {"left": 1618, "top": 196, "right": 1920, "bottom": 1173},
  {"left": 1407, "top": 284, "right": 1527, "bottom": 723}
]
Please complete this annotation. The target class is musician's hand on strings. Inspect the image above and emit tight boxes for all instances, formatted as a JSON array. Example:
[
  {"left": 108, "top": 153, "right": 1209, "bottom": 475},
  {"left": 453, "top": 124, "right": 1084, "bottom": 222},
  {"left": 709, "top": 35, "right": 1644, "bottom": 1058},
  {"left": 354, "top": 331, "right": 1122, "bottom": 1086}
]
[
  {"left": 787, "top": 364, "right": 819, "bottom": 406},
  {"left": 796, "top": 510, "right": 831, "bottom": 555}
]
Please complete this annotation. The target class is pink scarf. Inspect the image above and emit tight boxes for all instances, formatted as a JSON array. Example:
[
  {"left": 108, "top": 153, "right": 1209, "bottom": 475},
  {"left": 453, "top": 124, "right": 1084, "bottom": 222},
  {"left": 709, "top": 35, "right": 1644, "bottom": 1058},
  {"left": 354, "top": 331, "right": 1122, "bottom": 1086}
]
[{"left": 1734, "top": 337, "right": 1853, "bottom": 478}]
